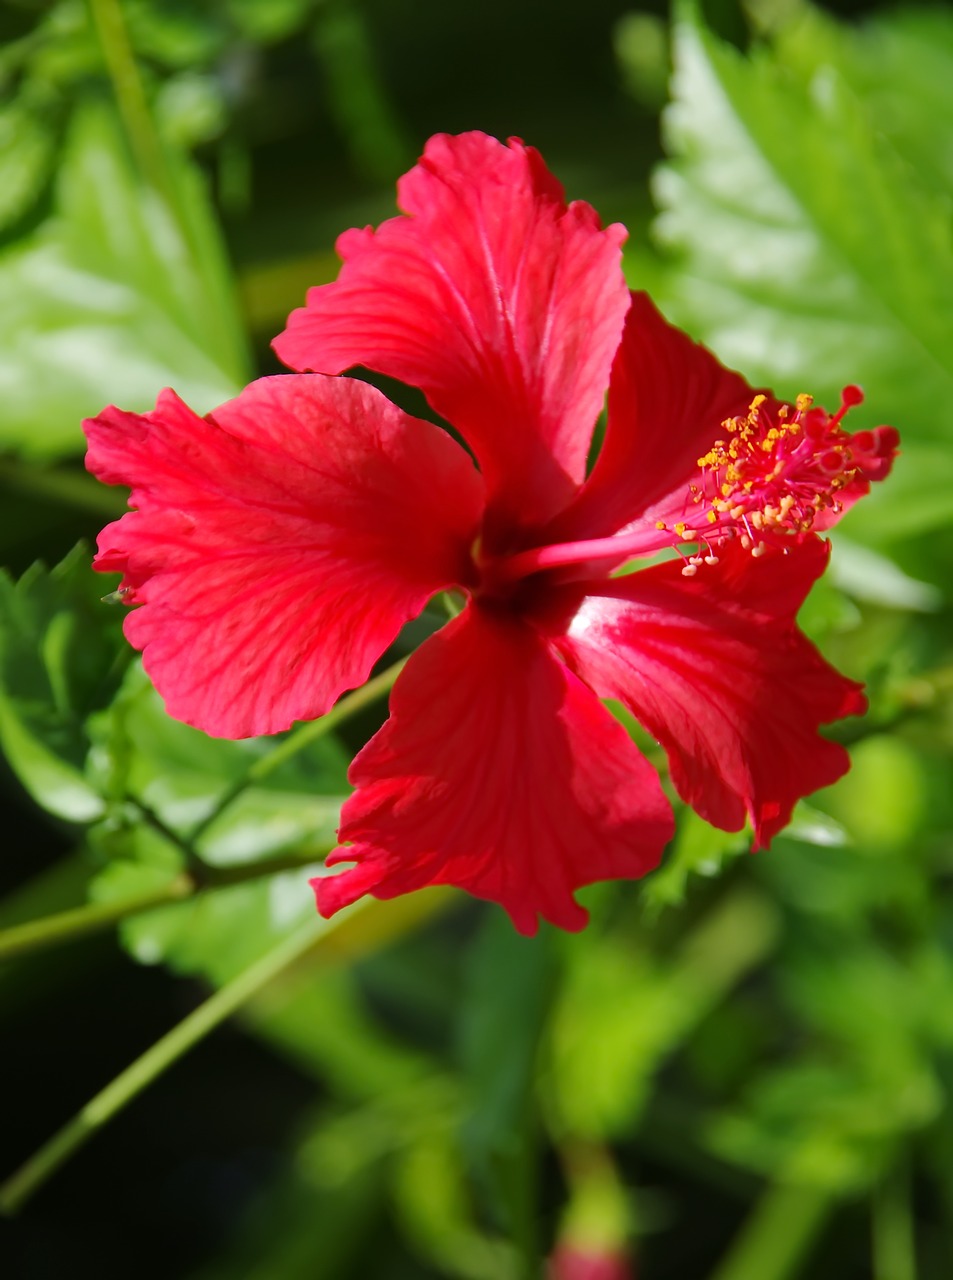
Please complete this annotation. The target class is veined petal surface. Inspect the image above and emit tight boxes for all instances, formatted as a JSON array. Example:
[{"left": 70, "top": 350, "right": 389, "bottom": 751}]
[
  {"left": 548, "top": 292, "right": 766, "bottom": 546},
  {"left": 84, "top": 375, "right": 484, "bottom": 737},
  {"left": 549, "top": 539, "right": 865, "bottom": 847},
  {"left": 316, "top": 604, "right": 674, "bottom": 934},
  {"left": 273, "top": 132, "right": 629, "bottom": 536}
]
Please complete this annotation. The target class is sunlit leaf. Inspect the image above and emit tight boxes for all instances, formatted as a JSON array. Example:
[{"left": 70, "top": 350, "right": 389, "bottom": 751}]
[
  {"left": 0, "top": 101, "right": 249, "bottom": 458},
  {"left": 643, "top": 808, "right": 749, "bottom": 911},
  {"left": 827, "top": 538, "right": 942, "bottom": 612},
  {"left": 0, "top": 544, "right": 128, "bottom": 822},
  {"left": 89, "top": 661, "right": 347, "bottom": 857},
  {"left": 87, "top": 661, "right": 351, "bottom": 979},
  {"left": 654, "top": 0, "right": 953, "bottom": 460},
  {"left": 769, "top": 2, "right": 953, "bottom": 203}
]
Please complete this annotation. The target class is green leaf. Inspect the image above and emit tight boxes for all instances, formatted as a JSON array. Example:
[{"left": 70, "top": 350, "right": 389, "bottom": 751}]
[
  {"left": 548, "top": 891, "right": 779, "bottom": 1141},
  {"left": 837, "top": 447, "right": 953, "bottom": 545},
  {"left": 708, "top": 945, "right": 944, "bottom": 1191},
  {"left": 827, "top": 538, "right": 941, "bottom": 612},
  {"left": 227, "top": 0, "right": 319, "bottom": 44},
  {"left": 0, "top": 544, "right": 128, "bottom": 822},
  {"left": 90, "top": 662, "right": 347, "bottom": 858},
  {"left": 769, "top": 3, "right": 953, "bottom": 204},
  {"left": 0, "top": 101, "right": 57, "bottom": 232},
  {"left": 0, "top": 100, "right": 249, "bottom": 459},
  {"left": 654, "top": 1, "right": 953, "bottom": 455},
  {"left": 458, "top": 912, "right": 555, "bottom": 1247},
  {"left": 87, "top": 661, "right": 351, "bottom": 980},
  {"left": 91, "top": 827, "right": 325, "bottom": 981},
  {"left": 643, "top": 807, "right": 749, "bottom": 911}
]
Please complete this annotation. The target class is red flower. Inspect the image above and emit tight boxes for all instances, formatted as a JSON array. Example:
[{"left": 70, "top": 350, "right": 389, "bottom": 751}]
[
  {"left": 548, "top": 1243, "right": 635, "bottom": 1280},
  {"left": 83, "top": 133, "right": 897, "bottom": 934}
]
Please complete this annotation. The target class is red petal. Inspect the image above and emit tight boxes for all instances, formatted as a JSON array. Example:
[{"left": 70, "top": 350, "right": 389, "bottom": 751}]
[
  {"left": 548, "top": 539, "right": 865, "bottom": 847},
  {"left": 548, "top": 292, "right": 770, "bottom": 545},
  {"left": 273, "top": 133, "right": 629, "bottom": 536},
  {"left": 84, "top": 376, "right": 483, "bottom": 737},
  {"left": 315, "top": 605, "right": 673, "bottom": 934}
]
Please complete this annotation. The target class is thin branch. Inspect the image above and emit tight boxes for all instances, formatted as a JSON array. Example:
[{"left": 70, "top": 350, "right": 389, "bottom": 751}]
[
  {"left": 0, "top": 846, "right": 330, "bottom": 963},
  {"left": 189, "top": 656, "right": 406, "bottom": 844},
  {"left": 0, "top": 913, "right": 339, "bottom": 1214}
]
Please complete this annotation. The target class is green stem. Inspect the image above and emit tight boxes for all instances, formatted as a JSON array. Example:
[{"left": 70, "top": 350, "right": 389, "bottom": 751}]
[
  {"left": 0, "top": 911, "right": 343, "bottom": 1216},
  {"left": 872, "top": 1157, "right": 916, "bottom": 1280},
  {"left": 710, "top": 1182, "right": 833, "bottom": 1280},
  {"left": 0, "top": 874, "right": 192, "bottom": 962},
  {"left": 0, "top": 659, "right": 404, "bottom": 964},
  {"left": 87, "top": 0, "right": 172, "bottom": 201},
  {"left": 509, "top": 1122, "right": 542, "bottom": 1280},
  {"left": 189, "top": 657, "right": 406, "bottom": 845},
  {"left": 0, "top": 847, "right": 330, "bottom": 963}
]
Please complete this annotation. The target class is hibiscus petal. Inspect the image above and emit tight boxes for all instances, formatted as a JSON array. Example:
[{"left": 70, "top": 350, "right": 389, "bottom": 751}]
[
  {"left": 315, "top": 604, "right": 674, "bottom": 934},
  {"left": 548, "top": 539, "right": 866, "bottom": 848},
  {"left": 84, "top": 375, "right": 484, "bottom": 737},
  {"left": 548, "top": 292, "right": 769, "bottom": 546},
  {"left": 273, "top": 132, "right": 629, "bottom": 535}
]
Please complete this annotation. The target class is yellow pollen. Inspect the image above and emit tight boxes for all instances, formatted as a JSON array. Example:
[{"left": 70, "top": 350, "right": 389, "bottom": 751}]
[{"left": 672, "top": 384, "right": 868, "bottom": 576}]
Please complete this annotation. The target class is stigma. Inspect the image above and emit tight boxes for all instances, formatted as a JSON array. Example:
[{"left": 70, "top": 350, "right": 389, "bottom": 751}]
[{"left": 661, "top": 386, "right": 898, "bottom": 575}]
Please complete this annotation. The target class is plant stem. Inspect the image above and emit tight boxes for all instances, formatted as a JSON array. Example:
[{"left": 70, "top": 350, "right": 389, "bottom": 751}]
[
  {"left": 0, "top": 911, "right": 343, "bottom": 1216},
  {"left": 710, "top": 1182, "right": 832, "bottom": 1280},
  {"left": 0, "top": 660, "right": 403, "bottom": 963},
  {"left": 872, "top": 1157, "right": 916, "bottom": 1280},
  {"left": 87, "top": 0, "right": 172, "bottom": 201},
  {"left": 0, "top": 875, "right": 193, "bottom": 962},
  {"left": 0, "top": 847, "right": 331, "bottom": 963},
  {"left": 189, "top": 656, "right": 406, "bottom": 844}
]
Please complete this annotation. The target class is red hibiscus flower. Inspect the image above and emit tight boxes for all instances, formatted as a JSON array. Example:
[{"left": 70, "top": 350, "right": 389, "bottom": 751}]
[
  {"left": 83, "top": 133, "right": 898, "bottom": 935},
  {"left": 547, "top": 1242, "right": 635, "bottom": 1280}
]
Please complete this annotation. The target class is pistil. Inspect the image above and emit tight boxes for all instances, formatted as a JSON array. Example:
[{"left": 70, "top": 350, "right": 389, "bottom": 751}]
[{"left": 485, "top": 386, "right": 897, "bottom": 589}]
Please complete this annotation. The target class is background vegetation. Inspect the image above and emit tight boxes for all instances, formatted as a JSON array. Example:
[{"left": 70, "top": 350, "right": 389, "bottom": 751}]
[{"left": 2, "top": 0, "right": 952, "bottom": 1276}]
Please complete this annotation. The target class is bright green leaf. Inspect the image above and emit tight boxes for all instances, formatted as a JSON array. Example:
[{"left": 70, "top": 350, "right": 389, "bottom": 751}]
[
  {"left": 0, "top": 101, "right": 249, "bottom": 459},
  {"left": 643, "top": 807, "right": 749, "bottom": 911},
  {"left": 827, "top": 538, "right": 941, "bottom": 612},
  {"left": 87, "top": 660, "right": 351, "bottom": 979},
  {"left": 0, "top": 544, "right": 128, "bottom": 822},
  {"left": 89, "top": 661, "right": 348, "bottom": 860},
  {"left": 654, "top": 1, "right": 953, "bottom": 452},
  {"left": 770, "top": 3, "right": 953, "bottom": 203}
]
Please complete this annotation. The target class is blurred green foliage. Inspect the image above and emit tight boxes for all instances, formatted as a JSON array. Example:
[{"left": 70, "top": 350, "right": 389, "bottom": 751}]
[{"left": 2, "top": 0, "right": 953, "bottom": 1277}]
